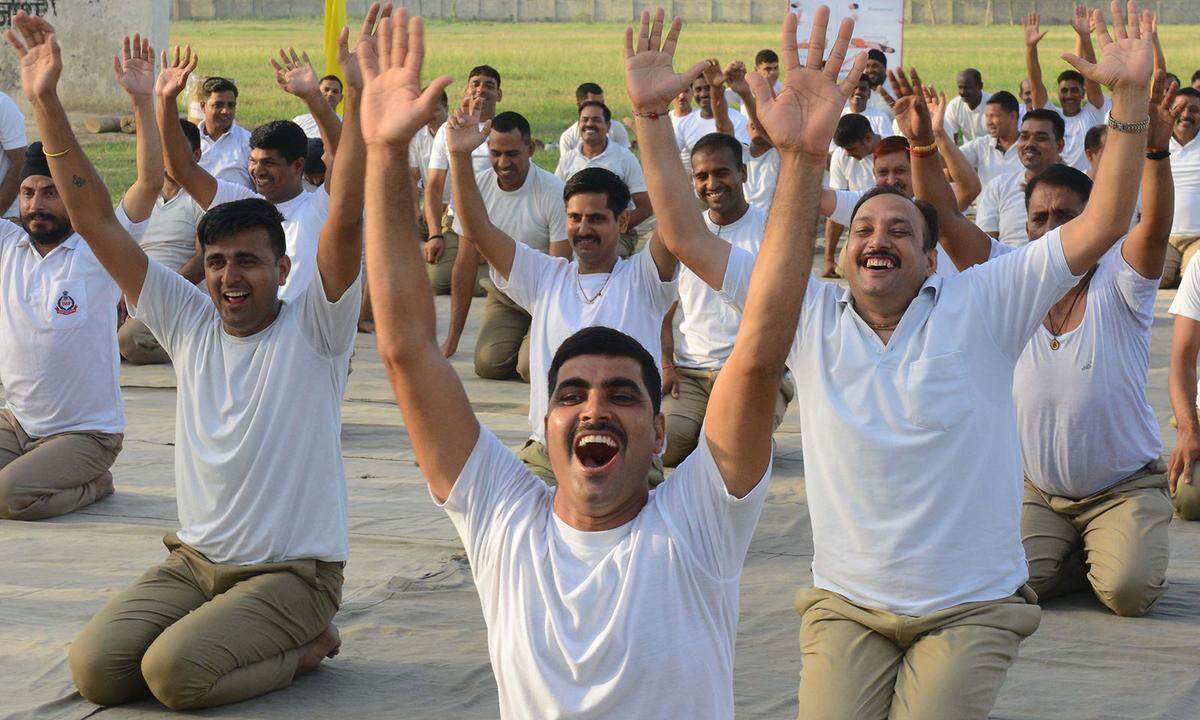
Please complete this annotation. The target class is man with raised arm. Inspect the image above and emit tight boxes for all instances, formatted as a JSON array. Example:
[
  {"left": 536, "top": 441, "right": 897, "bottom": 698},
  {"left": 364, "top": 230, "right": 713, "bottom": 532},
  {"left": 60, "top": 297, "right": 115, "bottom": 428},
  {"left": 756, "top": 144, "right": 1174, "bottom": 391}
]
[
  {"left": 958, "top": 90, "right": 1023, "bottom": 188},
  {"left": 906, "top": 20, "right": 1172, "bottom": 618},
  {"left": 0, "top": 32, "right": 160, "bottom": 520},
  {"left": 1159, "top": 86, "right": 1200, "bottom": 287},
  {"left": 0, "top": 11, "right": 369, "bottom": 709},
  {"left": 362, "top": 9, "right": 808, "bottom": 717},
  {"left": 292, "top": 73, "right": 344, "bottom": 139},
  {"left": 640, "top": 2, "right": 1153, "bottom": 715}
]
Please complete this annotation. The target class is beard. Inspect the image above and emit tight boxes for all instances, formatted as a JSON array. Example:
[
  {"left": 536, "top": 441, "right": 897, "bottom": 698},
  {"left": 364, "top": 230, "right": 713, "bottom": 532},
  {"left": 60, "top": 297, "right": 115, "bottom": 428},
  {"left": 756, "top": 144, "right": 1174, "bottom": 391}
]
[{"left": 22, "top": 211, "right": 73, "bottom": 246}]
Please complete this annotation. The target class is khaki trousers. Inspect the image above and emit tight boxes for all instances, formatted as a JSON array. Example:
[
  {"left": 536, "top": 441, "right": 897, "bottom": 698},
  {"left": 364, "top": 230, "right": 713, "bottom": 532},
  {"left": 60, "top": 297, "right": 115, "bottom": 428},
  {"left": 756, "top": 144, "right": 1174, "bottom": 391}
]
[
  {"left": 0, "top": 409, "right": 122, "bottom": 520},
  {"left": 617, "top": 232, "right": 638, "bottom": 259},
  {"left": 69, "top": 534, "right": 343, "bottom": 711},
  {"left": 1021, "top": 467, "right": 1171, "bottom": 617},
  {"left": 118, "top": 316, "right": 170, "bottom": 365},
  {"left": 473, "top": 279, "right": 532, "bottom": 382},
  {"left": 517, "top": 439, "right": 666, "bottom": 488},
  {"left": 1160, "top": 234, "right": 1200, "bottom": 289},
  {"left": 663, "top": 368, "right": 795, "bottom": 467},
  {"left": 426, "top": 220, "right": 487, "bottom": 296},
  {"left": 795, "top": 586, "right": 1041, "bottom": 720},
  {"left": 1173, "top": 465, "right": 1200, "bottom": 520}
]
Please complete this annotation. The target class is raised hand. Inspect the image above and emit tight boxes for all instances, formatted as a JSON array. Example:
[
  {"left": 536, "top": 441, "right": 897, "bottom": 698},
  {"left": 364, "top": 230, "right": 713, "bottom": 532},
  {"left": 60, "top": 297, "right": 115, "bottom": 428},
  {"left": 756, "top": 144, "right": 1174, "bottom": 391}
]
[
  {"left": 113, "top": 34, "right": 154, "bottom": 97},
  {"left": 1147, "top": 70, "right": 1182, "bottom": 151},
  {"left": 623, "top": 9, "right": 710, "bottom": 114},
  {"left": 746, "top": 7, "right": 866, "bottom": 157},
  {"left": 444, "top": 100, "right": 491, "bottom": 155},
  {"left": 925, "top": 85, "right": 947, "bottom": 136},
  {"left": 724, "top": 60, "right": 751, "bottom": 97},
  {"left": 888, "top": 68, "right": 934, "bottom": 144},
  {"left": 358, "top": 8, "right": 453, "bottom": 147},
  {"left": 271, "top": 47, "right": 319, "bottom": 98},
  {"left": 701, "top": 57, "right": 724, "bottom": 87},
  {"left": 1023, "top": 11, "right": 1047, "bottom": 47},
  {"left": 337, "top": 2, "right": 392, "bottom": 91},
  {"left": 4, "top": 11, "right": 63, "bottom": 101},
  {"left": 1063, "top": 1, "right": 1154, "bottom": 94},
  {"left": 156, "top": 45, "right": 198, "bottom": 100},
  {"left": 1070, "top": 3, "right": 1090, "bottom": 36}
]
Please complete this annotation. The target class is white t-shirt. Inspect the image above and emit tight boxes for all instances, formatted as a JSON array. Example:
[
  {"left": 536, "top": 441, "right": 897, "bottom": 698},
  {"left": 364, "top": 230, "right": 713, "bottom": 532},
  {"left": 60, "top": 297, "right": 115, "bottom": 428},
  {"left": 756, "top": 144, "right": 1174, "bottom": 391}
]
[
  {"left": 1000, "top": 240, "right": 1162, "bottom": 498},
  {"left": 846, "top": 105, "right": 893, "bottom": 140},
  {"left": 743, "top": 148, "right": 779, "bottom": 213},
  {"left": 1168, "top": 252, "right": 1200, "bottom": 402},
  {"left": 198, "top": 121, "right": 253, "bottom": 189},
  {"left": 291, "top": 111, "right": 341, "bottom": 140},
  {"left": 554, "top": 141, "right": 647, "bottom": 195},
  {"left": 0, "top": 208, "right": 143, "bottom": 437},
  {"left": 721, "top": 226, "right": 1081, "bottom": 615},
  {"left": 130, "top": 260, "right": 360, "bottom": 565},
  {"left": 138, "top": 189, "right": 205, "bottom": 271},
  {"left": 943, "top": 92, "right": 992, "bottom": 142},
  {"left": 557, "top": 120, "right": 631, "bottom": 154},
  {"left": 829, "top": 188, "right": 960, "bottom": 277},
  {"left": 209, "top": 181, "right": 329, "bottom": 304},
  {"left": 0, "top": 91, "right": 26, "bottom": 217},
  {"left": 959, "top": 136, "right": 1022, "bottom": 189},
  {"left": 427, "top": 121, "right": 492, "bottom": 218},
  {"left": 438, "top": 426, "right": 769, "bottom": 719},
  {"left": 1169, "top": 134, "right": 1200, "bottom": 237},
  {"left": 451, "top": 165, "right": 566, "bottom": 253},
  {"left": 675, "top": 206, "right": 765, "bottom": 370},
  {"left": 673, "top": 111, "right": 751, "bottom": 154},
  {"left": 409, "top": 124, "right": 443, "bottom": 199},
  {"left": 829, "top": 147, "right": 874, "bottom": 192},
  {"left": 494, "top": 243, "right": 678, "bottom": 445},
  {"left": 975, "top": 168, "right": 1028, "bottom": 247},
  {"left": 1045, "top": 101, "right": 1107, "bottom": 173}
]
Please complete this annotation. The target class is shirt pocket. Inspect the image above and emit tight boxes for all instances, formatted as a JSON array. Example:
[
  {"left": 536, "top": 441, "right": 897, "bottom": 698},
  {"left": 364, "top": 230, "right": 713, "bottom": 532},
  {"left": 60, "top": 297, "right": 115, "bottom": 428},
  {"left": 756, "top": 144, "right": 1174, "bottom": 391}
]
[
  {"left": 45, "top": 282, "right": 89, "bottom": 329},
  {"left": 905, "top": 351, "right": 971, "bottom": 431}
]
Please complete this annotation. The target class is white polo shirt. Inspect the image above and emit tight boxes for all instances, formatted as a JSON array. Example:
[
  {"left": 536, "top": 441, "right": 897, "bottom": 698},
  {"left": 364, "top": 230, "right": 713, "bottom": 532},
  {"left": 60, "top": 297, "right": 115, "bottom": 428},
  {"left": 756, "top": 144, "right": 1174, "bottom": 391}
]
[
  {"left": 960, "top": 136, "right": 1022, "bottom": 189},
  {"left": 943, "top": 92, "right": 992, "bottom": 142},
  {"left": 674, "top": 206, "right": 765, "bottom": 371},
  {"left": 554, "top": 140, "right": 647, "bottom": 196},
  {"left": 198, "top": 121, "right": 253, "bottom": 189},
  {"left": 0, "top": 91, "right": 26, "bottom": 217},
  {"left": 720, "top": 226, "right": 1082, "bottom": 615},
  {"left": 975, "top": 168, "right": 1029, "bottom": 247},
  {"left": 557, "top": 120, "right": 631, "bottom": 154},
  {"left": 0, "top": 208, "right": 143, "bottom": 437},
  {"left": 744, "top": 147, "right": 779, "bottom": 212},
  {"left": 494, "top": 243, "right": 677, "bottom": 445},
  {"left": 1169, "top": 133, "right": 1200, "bottom": 237},
  {"left": 829, "top": 147, "right": 874, "bottom": 192},
  {"left": 450, "top": 165, "right": 566, "bottom": 253},
  {"left": 1045, "top": 101, "right": 1107, "bottom": 172},
  {"left": 291, "top": 111, "right": 341, "bottom": 140},
  {"left": 1168, "top": 252, "right": 1200, "bottom": 399},
  {"left": 674, "top": 111, "right": 751, "bottom": 154}
]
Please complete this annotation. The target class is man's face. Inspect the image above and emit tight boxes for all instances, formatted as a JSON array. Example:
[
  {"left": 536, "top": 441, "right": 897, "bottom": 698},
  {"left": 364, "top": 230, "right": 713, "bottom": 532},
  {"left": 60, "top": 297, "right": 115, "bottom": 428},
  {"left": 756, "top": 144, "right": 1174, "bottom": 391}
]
[
  {"left": 872, "top": 150, "right": 912, "bottom": 196},
  {"left": 849, "top": 80, "right": 871, "bottom": 112},
  {"left": 1085, "top": 133, "right": 1106, "bottom": 171},
  {"left": 756, "top": 60, "right": 780, "bottom": 86},
  {"left": 1019, "top": 79, "right": 1035, "bottom": 108},
  {"left": 248, "top": 147, "right": 304, "bottom": 203},
  {"left": 844, "top": 193, "right": 934, "bottom": 301},
  {"left": 319, "top": 78, "right": 343, "bottom": 109},
  {"left": 956, "top": 71, "right": 983, "bottom": 108},
  {"left": 864, "top": 59, "right": 886, "bottom": 87},
  {"left": 985, "top": 105, "right": 1017, "bottom": 140},
  {"left": 691, "top": 77, "right": 712, "bottom": 114},
  {"left": 545, "top": 354, "right": 662, "bottom": 514},
  {"left": 487, "top": 128, "right": 532, "bottom": 188},
  {"left": 19, "top": 176, "right": 72, "bottom": 245},
  {"left": 1173, "top": 95, "right": 1200, "bottom": 142},
  {"left": 675, "top": 86, "right": 693, "bottom": 112},
  {"left": 691, "top": 146, "right": 747, "bottom": 215},
  {"left": 1057, "top": 79, "right": 1084, "bottom": 115},
  {"left": 429, "top": 101, "right": 449, "bottom": 132},
  {"left": 466, "top": 73, "right": 502, "bottom": 118},
  {"left": 845, "top": 132, "right": 878, "bottom": 161},
  {"left": 565, "top": 192, "right": 624, "bottom": 267},
  {"left": 202, "top": 227, "right": 290, "bottom": 336},
  {"left": 1017, "top": 118, "right": 1062, "bottom": 173},
  {"left": 580, "top": 91, "right": 605, "bottom": 107},
  {"left": 578, "top": 105, "right": 610, "bottom": 147},
  {"left": 1026, "top": 183, "right": 1087, "bottom": 242},
  {"left": 202, "top": 90, "right": 237, "bottom": 135}
]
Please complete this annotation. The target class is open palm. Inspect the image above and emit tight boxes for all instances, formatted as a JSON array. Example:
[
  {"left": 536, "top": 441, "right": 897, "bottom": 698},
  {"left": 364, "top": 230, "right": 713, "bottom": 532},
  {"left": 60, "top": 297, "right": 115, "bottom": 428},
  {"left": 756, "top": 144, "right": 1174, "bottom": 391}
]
[
  {"left": 272, "top": 48, "right": 319, "bottom": 97},
  {"left": 337, "top": 2, "right": 390, "bottom": 92},
  {"left": 1064, "top": 2, "right": 1153, "bottom": 92},
  {"left": 114, "top": 34, "right": 154, "bottom": 96},
  {"left": 4, "top": 13, "right": 62, "bottom": 102},
  {"left": 445, "top": 103, "right": 491, "bottom": 154},
  {"left": 359, "top": 9, "right": 453, "bottom": 147},
  {"left": 156, "top": 45, "right": 197, "bottom": 100},
  {"left": 623, "top": 10, "right": 709, "bottom": 113},
  {"left": 888, "top": 68, "right": 934, "bottom": 143}
]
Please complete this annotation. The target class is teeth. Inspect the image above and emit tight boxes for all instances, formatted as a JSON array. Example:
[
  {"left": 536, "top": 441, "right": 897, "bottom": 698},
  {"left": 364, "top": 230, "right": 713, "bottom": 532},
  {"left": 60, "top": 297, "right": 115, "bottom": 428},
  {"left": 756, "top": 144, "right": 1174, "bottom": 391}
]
[
  {"left": 577, "top": 434, "right": 617, "bottom": 448},
  {"left": 865, "top": 257, "right": 895, "bottom": 269},
  {"left": 226, "top": 291, "right": 249, "bottom": 298}
]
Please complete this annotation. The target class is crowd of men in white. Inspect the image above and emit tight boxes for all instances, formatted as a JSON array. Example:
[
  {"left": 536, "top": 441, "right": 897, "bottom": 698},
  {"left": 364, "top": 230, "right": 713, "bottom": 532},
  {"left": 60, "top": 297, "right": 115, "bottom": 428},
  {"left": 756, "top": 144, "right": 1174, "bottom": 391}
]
[{"left": 1, "top": 1, "right": 1199, "bottom": 717}]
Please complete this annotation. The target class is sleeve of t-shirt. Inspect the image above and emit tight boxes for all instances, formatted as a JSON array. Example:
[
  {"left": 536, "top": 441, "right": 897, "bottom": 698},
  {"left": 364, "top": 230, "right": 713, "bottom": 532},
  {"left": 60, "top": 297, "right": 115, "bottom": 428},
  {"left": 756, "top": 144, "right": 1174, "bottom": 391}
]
[
  {"left": 427, "top": 125, "right": 450, "bottom": 171},
  {"left": 435, "top": 426, "right": 547, "bottom": 571},
  {"left": 1110, "top": 242, "right": 1160, "bottom": 317},
  {"left": 127, "top": 258, "right": 214, "bottom": 358},
  {"left": 829, "top": 189, "right": 863, "bottom": 226},
  {"left": 653, "top": 429, "right": 771, "bottom": 580},
  {"left": 612, "top": 120, "right": 632, "bottom": 149},
  {"left": 554, "top": 150, "right": 570, "bottom": 181},
  {"left": 830, "top": 151, "right": 850, "bottom": 190},
  {"left": 297, "top": 261, "right": 363, "bottom": 358},
  {"left": 969, "top": 226, "right": 1082, "bottom": 359},
  {"left": 208, "top": 178, "right": 260, "bottom": 210},
  {"left": 0, "top": 94, "right": 26, "bottom": 150},
  {"left": 492, "top": 240, "right": 559, "bottom": 312},
  {"left": 1170, "top": 251, "right": 1200, "bottom": 321},
  {"left": 542, "top": 175, "right": 568, "bottom": 241},
  {"left": 731, "top": 113, "right": 751, "bottom": 146},
  {"left": 942, "top": 102, "right": 962, "bottom": 141},
  {"left": 975, "top": 183, "right": 1001, "bottom": 233},
  {"left": 113, "top": 202, "right": 149, "bottom": 239},
  {"left": 633, "top": 239, "right": 679, "bottom": 308}
]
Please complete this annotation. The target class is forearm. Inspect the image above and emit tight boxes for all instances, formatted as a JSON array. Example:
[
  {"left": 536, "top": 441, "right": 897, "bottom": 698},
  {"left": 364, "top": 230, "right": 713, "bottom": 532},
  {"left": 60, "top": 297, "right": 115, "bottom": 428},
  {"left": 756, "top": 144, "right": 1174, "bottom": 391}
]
[
  {"left": 178, "top": 245, "right": 203, "bottom": 284},
  {"left": 661, "top": 302, "right": 676, "bottom": 363},
  {"left": 711, "top": 86, "right": 733, "bottom": 136},
  {"left": 0, "top": 163, "right": 20, "bottom": 214},
  {"left": 938, "top": 130, "right": 981, "bottom": 209},
  {"left": 423, "top": 171, "right": 446, "bottom": 237},
  {"left": 317, "top": 87, "right": 365, "bottom": 299},
  {"left": 823, "top": 219, "right": 842, "bottom": 263},
  {"left": 912, "top": 149, "right": 991, "bottom": 269},
  {"left": 157, "top": 92, "right": 216, "bottom": 208},
  {"left": 1076, "top": 33, "right": 1104, "bottom": 108},
  {"left": 1026, "top": 45, "right": 1048, "bottom": 107},
  {"left": 1170, "top": 344, "right": 1200, "bottom": 437},
  {"left": 304, "top": 91, "right": 343, "bottom": 156},
  {"left": 449, "top": 151, "right": 515, "bottom": 276},
  {"left": 627, "top": 193, "right": 653, "bottom": 230},
  {"left": 122, "top": 93, "right": 164, "bottom": 223},
  {"left": 446, "top": 239, "right": 479, "bottom": 343}
]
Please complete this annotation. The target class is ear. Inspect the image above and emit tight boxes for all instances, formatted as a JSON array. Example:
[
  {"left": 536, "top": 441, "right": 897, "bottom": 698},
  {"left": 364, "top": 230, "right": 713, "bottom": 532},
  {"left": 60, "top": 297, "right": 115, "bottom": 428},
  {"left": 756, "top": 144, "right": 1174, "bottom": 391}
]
[
  {"left": 652, "top": 411, "right": 666, "bottom": 455},
  {"left": 925, "top": 244, "right": 938, "bottom": 277},
  {"left": 1057, "top": 138, "right": 1065, "bottom": 152},
  {"left": 292, "top": 157, "right": 306, "bottom": 174},
  {"left": 277, "top": 253, "right": 292, "bottom": 286},
  {"left": 495, "top": 87, "right": 503, "bottom": 103},
  {"left": 738, "top": 163, "right": 748, "bottom": 184},
  {"left": 617, "top": 208, "right": 630, "bottom": 235}
]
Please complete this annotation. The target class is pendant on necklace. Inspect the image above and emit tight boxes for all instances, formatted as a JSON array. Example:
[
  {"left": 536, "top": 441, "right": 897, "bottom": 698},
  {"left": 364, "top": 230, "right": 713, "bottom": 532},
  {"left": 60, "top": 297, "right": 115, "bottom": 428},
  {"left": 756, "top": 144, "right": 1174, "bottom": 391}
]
[{"left": 1049, "top": 338, "right": 1061, "bottom": 351}]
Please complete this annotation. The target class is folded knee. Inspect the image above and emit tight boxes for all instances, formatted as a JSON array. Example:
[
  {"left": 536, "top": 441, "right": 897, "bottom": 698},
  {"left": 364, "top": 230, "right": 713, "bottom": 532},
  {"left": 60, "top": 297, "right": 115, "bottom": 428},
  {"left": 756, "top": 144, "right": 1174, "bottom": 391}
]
[
  {"left": 474, "top": 351, "right": 517, "bottom": 381},
  {"left": 662, "top": 416, "right": 701, "bottom": 468},
  {"left": 0, "top": 481, "right": 30, "bottom": 520},
  {"left": 1094, "top": 572, "right": 1165, "bottom": 617},
  {"left": 141, "top": 641, "right": 210, "bottom": 711},
  {"left": 1174, "top": 487, "right": 1200, "bottom": 521},
  {"left": 69, "top": 630, "right": 142, "bottom": 706}
]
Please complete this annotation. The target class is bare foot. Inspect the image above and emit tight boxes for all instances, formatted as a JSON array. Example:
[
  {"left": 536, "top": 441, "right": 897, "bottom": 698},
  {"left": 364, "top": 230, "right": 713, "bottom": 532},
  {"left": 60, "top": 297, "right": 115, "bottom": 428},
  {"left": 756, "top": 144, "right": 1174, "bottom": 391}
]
[
  {"left": 821, "top": 261, "right": 841, "bottom": 279},
  {"left": 296, "top": 624, "right": 341, "bottom": 674},
  {"left": 94, "top": 471, "right": 115, "bottom": 500},
  {"left": 357, "top": 319, "right": 375, "bottom": 334}
]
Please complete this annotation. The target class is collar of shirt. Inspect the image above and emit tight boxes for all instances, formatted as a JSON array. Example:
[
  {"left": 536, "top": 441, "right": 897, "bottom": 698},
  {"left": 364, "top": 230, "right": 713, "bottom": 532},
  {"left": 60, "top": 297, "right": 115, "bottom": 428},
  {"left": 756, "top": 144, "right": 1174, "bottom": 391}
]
[
  {"left": 835, "top": 275, "right": 944, "bottom": 338},
  {"left": 17, "top": 231, "right": 80, "bottom": 253}
]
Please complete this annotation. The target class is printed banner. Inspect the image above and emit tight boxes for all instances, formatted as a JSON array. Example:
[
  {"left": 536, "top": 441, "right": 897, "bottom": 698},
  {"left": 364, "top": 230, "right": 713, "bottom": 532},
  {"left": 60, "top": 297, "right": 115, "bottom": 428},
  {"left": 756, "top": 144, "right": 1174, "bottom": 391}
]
[{"left": 789, "top": 1, "right": 904, "bottom": 78}]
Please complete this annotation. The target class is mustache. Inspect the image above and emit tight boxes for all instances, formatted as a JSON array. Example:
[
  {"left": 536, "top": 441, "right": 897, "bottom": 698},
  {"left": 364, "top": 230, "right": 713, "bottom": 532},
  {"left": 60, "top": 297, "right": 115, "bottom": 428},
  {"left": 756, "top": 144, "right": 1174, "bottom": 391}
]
[{"left": 860, "top": 249, "right": 901, "bottom": 266}]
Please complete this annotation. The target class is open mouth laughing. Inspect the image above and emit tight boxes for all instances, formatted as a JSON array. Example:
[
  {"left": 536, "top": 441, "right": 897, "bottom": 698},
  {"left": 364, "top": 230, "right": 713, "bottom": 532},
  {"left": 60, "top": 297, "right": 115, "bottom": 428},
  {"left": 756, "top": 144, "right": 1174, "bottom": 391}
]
[{"left": 573, "top": 429, "right": 622, "bottom": 472}]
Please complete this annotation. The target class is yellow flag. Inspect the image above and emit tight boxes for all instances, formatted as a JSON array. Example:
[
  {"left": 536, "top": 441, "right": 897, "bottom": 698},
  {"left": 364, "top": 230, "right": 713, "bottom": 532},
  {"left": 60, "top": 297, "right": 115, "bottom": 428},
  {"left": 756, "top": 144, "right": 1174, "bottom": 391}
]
[{"left": 324, "top": 0, "right": 348, "bottom": 111}]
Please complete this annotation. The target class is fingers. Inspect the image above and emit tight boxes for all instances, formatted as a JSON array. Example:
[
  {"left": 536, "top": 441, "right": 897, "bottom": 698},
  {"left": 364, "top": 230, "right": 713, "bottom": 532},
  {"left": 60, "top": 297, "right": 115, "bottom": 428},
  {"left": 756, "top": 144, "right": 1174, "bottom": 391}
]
[
  {"left": 888, "top": 68, "right": 911, "bottom": 97},
  {"left": 391, "top": 7, "right": 409, "bottom": 69},
  {"left": 377, "top": 14, "right": 393, "bottom": 67},
  {"left": 822, "top": 16, "right": 855, "bottom": 82},
  {"left": 649, "top": 8, "right": 665, "bottom": 52},
  {"left": 1110, "top": 0, "right": 1127, "bottom": 41},
  {"left": 158, "top": 48, "right": 167, "bottom": 71},
  {"left": 837, "top": 52, "right": 867, "bottom": 98},
  {"left": 122, "top": 35, "right": 131, "bottom": 64},
  {"left": 661, "top": 16, "right": 684, "bottom": 57},
  {"left": 636, "top": 10, "right": 650, "bottom": 54},
  {"left": 301, "top": 51, "right": 312, "bottom": 68},
  {"left": 782, "top": 12, "right": 800, "bottom": 72},
  {"left": 680, "top": 59, "right": 710, "bottom": 91},
  {"left": 909, "top": 67, "right": 924, "bottom": 95},
  {"left": 1093, "top": 8, "right": 1114, "bottom": 46},
  {"left": 1126, "top": 0, "right": 1140, "bottom": 39},
  {"left": 112, "top": 54, "right": 122, "bottom": 81},
  {"left": 404, "top": 15, "right": 424, "bottom": 77},
  {"left": 804, "top": 4, "right": 829, "bottom": 70},
  {"left": 419, "top": 74, "right": 454, "bottom": 108},
  {"left": 337, "top": 25, "right": 350, "bottom": 55},
  {"left": 746, "top": 71, "right": 775, "bottom": 107},
  {"left": 3, "top": 29, "right": 27, "bottom": 58},
  {"left": 361, "top": 1, "right": 380, "bottom": 38},
  {"left": 623, "top": 25, "right": 634, "bottom": 60},
  {"left": 1059, "top": 52, "right": 1092, "bottom": 77}
]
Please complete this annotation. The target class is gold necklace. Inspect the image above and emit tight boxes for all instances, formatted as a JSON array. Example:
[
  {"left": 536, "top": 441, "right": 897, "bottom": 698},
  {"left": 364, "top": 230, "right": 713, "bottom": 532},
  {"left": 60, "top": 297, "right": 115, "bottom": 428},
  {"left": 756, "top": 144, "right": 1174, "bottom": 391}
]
[
  {"left": 576, "top": 270, "right": 613, "bottom": 304},
  {"left": 1048, "top": 268, "right": 1095, "bottom": 350}
]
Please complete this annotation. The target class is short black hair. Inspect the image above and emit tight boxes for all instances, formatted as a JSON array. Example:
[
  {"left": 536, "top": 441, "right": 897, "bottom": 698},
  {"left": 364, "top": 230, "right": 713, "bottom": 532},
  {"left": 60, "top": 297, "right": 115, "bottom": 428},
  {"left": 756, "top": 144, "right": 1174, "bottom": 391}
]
[
  {"left": 305, "top": 138, "right": 325, "bottom": 175},
  {"left": 1178, "top": 87, "right": 1200, "bottom": 103},
  {"left": 491, "top": 111, "right": 531, "bottom": 143},
  {"left": 1166, "top": 73, "right": 1182, "bottom": 89},
  {"left": 1191, "top": 69, "right": 1200, "bottom": 84},
  {"left": 250, "top": 120, "right": 308, "bottom": 163},
  {"left": 319, "top": 74, "right": 343, "bottom": 90},
  {"left": 563, "top": 167, "right": 631, "bottom": 217},
  {"left": 575, "top": 82, "right": 604, "bottom": 102},
  {"left": 867, "top": 49, "right": 887, "bottom": 66},
  {"left": 986, "top": 90, "right": 1019, "bottom": 115},
  {"left": 958, "top": 68, "right": 983, "bottom": 85},
  {"left": 578, "top": 100, "right": 612, "bottom": 124},
  {"left": 849, "top": 184, "right": 939, "bottom": 252},
  {"left": 180, "top": 119, "right": 201, "bottom": 153},
  {"left": 1056, "top": 69, "right": 1085, "bottom": 87},
  {"left": 1025, "top": 163, "right": 1092, "bottom": 209},
  {"left": 755, "top": 49, "right": 779, "bottom": 66},
  {"left": 1084, "top": 124, "right": 1107, "bottom": 154},
  {"left": 202, "top": 76, "right": 238, "bottom": 99},
  {"left": 548, "top": 327, "right": 662, "bottom": 415},
  {"left": 468, "top": 64, "right": 501, "bottom": 88},
  {"left": 690, "top": 132, "right": 744, "bottom": 168},
  {"left": 834, "top": 113, "right": 873, "bottom": 149},
  {"left": 1022, "top": 108, "right": 1065, "bottom": 141},
  {"left": 197, "top": 198, "right": 287, "bottom": 259}
]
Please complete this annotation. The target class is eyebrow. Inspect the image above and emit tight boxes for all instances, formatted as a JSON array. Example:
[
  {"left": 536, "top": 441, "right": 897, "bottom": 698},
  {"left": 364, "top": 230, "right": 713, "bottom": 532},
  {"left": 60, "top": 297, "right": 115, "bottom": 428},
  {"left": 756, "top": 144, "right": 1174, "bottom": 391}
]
[{"left": 553, "top": 376, "right": 645, "bottom": 395}]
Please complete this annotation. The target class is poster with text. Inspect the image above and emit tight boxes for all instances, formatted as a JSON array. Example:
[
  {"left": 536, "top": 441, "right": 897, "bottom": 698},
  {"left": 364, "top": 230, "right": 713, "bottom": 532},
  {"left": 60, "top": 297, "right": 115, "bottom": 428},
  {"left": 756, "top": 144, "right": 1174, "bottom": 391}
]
[{"left": 789, "top": 1, "right": 904, "bottom": 79}]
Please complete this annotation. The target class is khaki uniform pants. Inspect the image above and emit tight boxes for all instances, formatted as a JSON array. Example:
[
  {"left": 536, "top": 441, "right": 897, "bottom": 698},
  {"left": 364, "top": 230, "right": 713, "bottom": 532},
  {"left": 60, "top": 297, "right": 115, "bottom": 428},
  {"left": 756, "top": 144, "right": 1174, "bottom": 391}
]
[
  {"left": 663, "top": 368, "right": 795, "bottom": 467},
  {"left": 1021, "top": 466, "right": 1171, "bottom": 617},
  {"left": 1173, "top": 465, "right": 1200, "bottom": 520},
  {"left": 1160, "top": 235, "right": 1200, "bottom": 289},
  {"left": 617, "top": 232, "right": 638, "bottom": 259},
  {"left": 69, "top": 534, "right": 343, "bottom": 711},
  {"left": 118, "top": 316, "right": 170, "bottom": 365},
  {"left": 0, "top": 409, "right": 122, "bottom": 520},
  {"left": 426, "top": 217, "right": 487, "bottom": 296},
  {"left": 518, "top": 439, "right": 666, "bottom": 488},
  {"left": 795, "top": 586, "right": 1040, "bottom": 720},
  {"left": 473, "top": 279, "right": 532, "bottom": 382}
]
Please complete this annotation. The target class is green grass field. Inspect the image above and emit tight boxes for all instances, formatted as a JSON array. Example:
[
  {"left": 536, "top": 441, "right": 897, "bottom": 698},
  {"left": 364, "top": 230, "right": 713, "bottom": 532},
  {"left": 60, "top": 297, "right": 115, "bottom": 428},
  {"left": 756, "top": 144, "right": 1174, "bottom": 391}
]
[{"left": 87, "top": 17, "right": 1200, "bottom": 197}]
